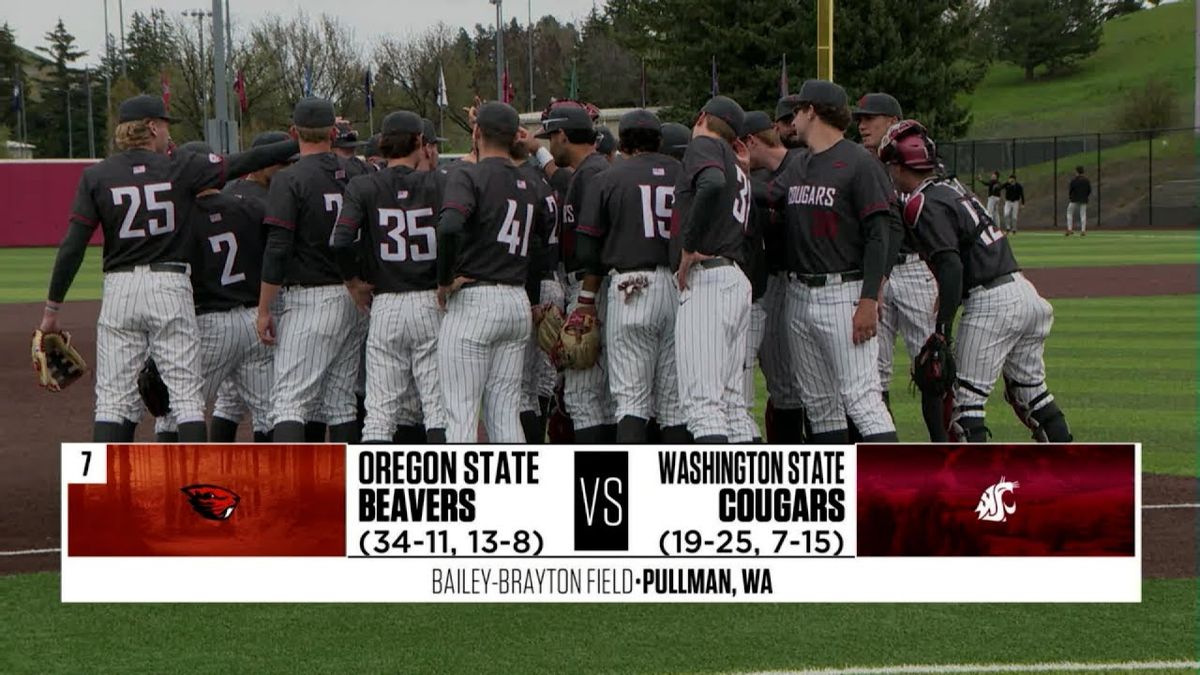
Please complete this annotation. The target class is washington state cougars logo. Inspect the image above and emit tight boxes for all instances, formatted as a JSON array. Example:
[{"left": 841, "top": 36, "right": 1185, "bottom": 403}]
[
  {"left": 181, "top": 484, "right": 241, "bottom": 521},
  {"left": 974, "top": 477, "right": 1019, "bottom": 523}
]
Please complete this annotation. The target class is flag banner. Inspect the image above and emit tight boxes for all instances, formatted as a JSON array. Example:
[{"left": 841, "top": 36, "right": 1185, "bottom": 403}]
[
  {"left": 364, "top": 68, "right": 374, "bottom": 111},
  {"left": 436, "top": 64, "right": 448, "bottom": 108},
  {"left": 303, "top": 65, "right": 313, "bottom": 97},
  {"left": 11, "top": 79, "right": 21, "bottom": 113},
  {"left": 502, "top": 65, "right": 514, "bottom": 104},
  {"left": 233, "top": 70, "right": 247, "bottom": 113},
  {"left": 160, "top": 72, "right": 170, "bottom": 110},
  {"left": 62, "top": 443, "right": 1139, "bottom": 603}
]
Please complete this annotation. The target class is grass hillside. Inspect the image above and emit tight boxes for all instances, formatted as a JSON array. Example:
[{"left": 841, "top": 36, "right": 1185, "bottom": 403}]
[{"left": 964, "top": 0, "right": 1196, "bottom": 137}]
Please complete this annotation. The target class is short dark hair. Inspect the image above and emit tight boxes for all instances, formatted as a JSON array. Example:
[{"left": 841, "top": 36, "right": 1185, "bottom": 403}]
[
  {"left": 619, "top": 127, "right": 662, "bottom": 155},
  {"left": 479, "top": 126, "right": 517, "bottom": 149},
  {"left": 379, "top": 130, "right": 421, "bottom": 159},
  {"left": 799, "top": 102, "right": 852, "bottom": 132},
  {"left": 564, "top": 127, "right": 597, "bottom": 145},
  {"left": 1008, "top": 174, "right": 1017, "bottom": 179},
  {"left": 703, "top": 115, "right": 737, "bottom": 144},
  {"left": 1075, "top": 165, "right": 1085, "bottom": 174}
]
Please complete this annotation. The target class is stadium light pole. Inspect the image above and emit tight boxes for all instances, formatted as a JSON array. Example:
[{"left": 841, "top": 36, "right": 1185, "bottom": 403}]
[
  {"left": 118, "top": 0, "right": 126, "bottom": 76},
  {"left": 183, "top": 9, "right": 212, "bottom": 119},
  {"left": 490, "top": 0, "right": 504, "bottom": 102},
  {"left": 527, "top": 0, "right": 534, "bottom": 112}
]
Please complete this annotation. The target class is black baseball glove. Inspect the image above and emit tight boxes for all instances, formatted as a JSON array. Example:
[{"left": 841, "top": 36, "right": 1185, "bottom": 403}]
[
  {"left": 912, "top": 333, "right": 956, "bottom": 396},
  {"left": 137, "top": 358, "right": 171, "bottom": 417}
]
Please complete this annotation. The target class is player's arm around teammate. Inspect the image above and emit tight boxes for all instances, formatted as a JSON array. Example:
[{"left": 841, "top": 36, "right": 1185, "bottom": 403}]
[
  {"left": 331, "top": 111, "right": 448, "bottom": 444},
  {"left": 435, "top": 102, "right": 545, "bottom": 443},
  {"left": 880, "top": 121, "right": 1072, "bottom": 443},
  {"left": 575, "top": 109, "right": 691, "bottom": 444}
]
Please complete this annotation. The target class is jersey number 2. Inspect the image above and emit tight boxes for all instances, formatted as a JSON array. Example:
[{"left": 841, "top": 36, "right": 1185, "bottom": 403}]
[
  {"left": 208, "top": 232, "right": 245, "bottom": 286},
  {"left": 112, "top": 183, "right": 176, "bottom": 239},
  {"left": 498, "top": 199, "right": 534, "bottom": 256}
]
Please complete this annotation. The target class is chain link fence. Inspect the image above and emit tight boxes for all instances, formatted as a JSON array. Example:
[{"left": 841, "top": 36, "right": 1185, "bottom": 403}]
[{"left": 941, "top": 127, "right": 1199, "bottom": 229}]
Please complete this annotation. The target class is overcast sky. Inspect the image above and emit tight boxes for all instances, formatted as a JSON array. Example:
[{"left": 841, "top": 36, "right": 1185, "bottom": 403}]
[{"left": 8, "top": 0, "right": 605, "bottom": 67}]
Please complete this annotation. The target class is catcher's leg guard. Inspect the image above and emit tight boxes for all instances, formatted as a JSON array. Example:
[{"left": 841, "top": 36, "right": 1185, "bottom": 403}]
[
  {"left": 274, "top": 421, "right": 306, "bottom": 442},
  {"left": 695, "top": 434, "right": 728, "bottom": 444},
  {"left": 304, "top": 421, "right": 327, "bottom": 442},
  {"left": 809, "top": 429, "right": 849, "bottom": 444},
  {"left": 210, "top": 417, "right": 240, "bottom": 443},
  {"left": 1031, "top": 401, "right": 1072, "bottom": 442},
  {"left": 178, "top": 421, "right": 207, "bottom": 443},
  {"left": 392, "top": 425, "right": 425, "bottom": 444},
  {"left": 156, "top": 431, "right": 179, "bottom": 443},
  {"left": 520, "top": 411, "right": 545, "bottom": 444},
  {"left": 862, "top": 431, "right": 898, "bottom": 442},
  {"left": 954, "top": 416, "right": 990, "bottom": 442},
  {"left": 426, "top": 428, "right": 447, "bottom": 444},
  {"left": 616, "top": 416, "right": 649, "bottom": 443},
  {"left": 660, "top": 424, "right": 693, "bottom": 444}
]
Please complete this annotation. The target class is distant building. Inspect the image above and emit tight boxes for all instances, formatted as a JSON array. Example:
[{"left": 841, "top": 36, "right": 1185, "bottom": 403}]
[{"left": 5, "top": 141, "right": 35, "bottom": 159}]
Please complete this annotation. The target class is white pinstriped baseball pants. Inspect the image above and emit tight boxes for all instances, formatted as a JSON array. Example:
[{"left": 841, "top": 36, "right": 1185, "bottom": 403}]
[
  {"left": 154, "top": 306, "right": 274, "bottom": 434},
  {"left": 361, "top": 290, "right": 445, "bottom": 442},
  {"left": 96, "top": 267, "right": 204, "bottom": 425},
  {"left": 438, "top": 284, "right": 532, "bottom": 443},
  {"left": 758, "top": 272, "right": 804, "bottom": 408},
  {"left": 270, "top": 285, "right": 362, "bottom": 428},
  {"left": 953, "top": 273, "right": 1056, "bottom": 425},
  {"left": 606, "top": 266, "right": 685, "bottom": 427},
  {"left": 877, "top": 257, "right": 938, "bottom": 391},
  {"left": 522, "top": 277, "right": 566, "bottom": 413},
  {"left": 675, "top": 263, "right": 755, "bottom": 441},
  {"left": 563, "top": 274, "right": 616, "bottom": 429},
  {"left": 742, "top": 297, "right": 767, "bottom": 434},
  {"left": 786, "top": 277, "right": 895, "bottom": 436}
]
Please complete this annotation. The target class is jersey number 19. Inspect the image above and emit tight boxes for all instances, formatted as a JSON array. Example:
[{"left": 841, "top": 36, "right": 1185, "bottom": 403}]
[{"left": 639, "top": 185, "right": 674, "bottom": 239}]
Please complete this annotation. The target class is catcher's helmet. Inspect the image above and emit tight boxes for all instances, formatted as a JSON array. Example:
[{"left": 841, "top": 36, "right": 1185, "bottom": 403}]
[{"left": 878, "top": 119, "right": 938, "bottom": 171}]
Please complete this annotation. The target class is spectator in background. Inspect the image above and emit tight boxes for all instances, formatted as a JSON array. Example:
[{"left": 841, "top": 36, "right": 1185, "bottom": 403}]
[
  {"left": 979, "top": 170, "right": 1002, "bottom": 224},
  {"left": 1002, "top": 174, "right": 1025, "bottom": 234},
  {"left": 1066, "top": 165, "right": 1091, "bottom": 237}
]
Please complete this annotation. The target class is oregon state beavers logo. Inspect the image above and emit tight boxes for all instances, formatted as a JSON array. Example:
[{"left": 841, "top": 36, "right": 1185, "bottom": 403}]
[{"left": 181, "top": 484, "right": 241, "bottom": 521}]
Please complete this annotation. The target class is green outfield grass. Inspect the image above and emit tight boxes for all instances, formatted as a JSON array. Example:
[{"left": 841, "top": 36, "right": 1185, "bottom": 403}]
[
  {"left": 0, "top": 573, "right": 1194, "bottom": 673},
  {"left": 0, "top": 230, "right": 1195, "bottom": 304},
  {"left": 752, "top": 294, "right": 1199, "bottom": 477}
]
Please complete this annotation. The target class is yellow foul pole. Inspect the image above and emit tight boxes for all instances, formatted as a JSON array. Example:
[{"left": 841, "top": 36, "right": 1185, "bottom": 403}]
[{"left": 817, "top": 0, "right": 834, "bottom": 80}]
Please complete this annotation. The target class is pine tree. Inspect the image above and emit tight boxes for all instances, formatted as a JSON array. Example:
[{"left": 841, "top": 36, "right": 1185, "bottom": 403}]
[
  {"left": 33, "top": 19, "right": 87, "bottom": 157},
  {"left": 989, "top": 0, "right": 1103, "bottom": 80}
]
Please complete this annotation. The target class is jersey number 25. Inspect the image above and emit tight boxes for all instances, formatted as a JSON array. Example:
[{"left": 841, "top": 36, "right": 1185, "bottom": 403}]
[{"left": 112, "top": 183, "right": 176, "bottom": 239}]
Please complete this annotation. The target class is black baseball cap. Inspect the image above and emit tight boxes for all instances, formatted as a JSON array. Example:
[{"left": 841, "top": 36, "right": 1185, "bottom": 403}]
[
  {"left": 701, "top": 95, "right": 746, "bottom": 137},
  {"left": 118, "top": 94, "right": 177, "bottom": 123},
  {"left": 852, "top": 93, "right": 903, "bottom": 118},
  {"left": 333, "top": 121, "right": 364, "bottom": 148},
  {"left": 535, "top": 105, "right": 594, "bottom": 138},
  {"left": 618, "top": 109, "right": 662, "bottom": 133},
  {"left": 422, "top": 118, "right": 448, "bottom": 145},
  {"left": 660, "top": 122, "right": 691, "bottom": 153},
  {"left": 797, "top": 79, "right": 848, "bottom": 108},
  {"left": 363, "top": 133, "right": 382, "bottom": 158},
  {"left": 381, "top": 111, "right": 423, "bottom": 135},
  {"left": 741, "top": 111, "right": 773, "bottom": 137},
  {"left": 292, "top": 97, "right": 336, "bottom": 128},
  {"left": 251, "top": 131, "right": 290, "bottom": 148},
  {"left": 775, "top": 94, "right": 803, "bottom": 122},
  {"left": 595, "top": 126, "right": 616, "bottom": 155},
  {"left": 476, "top": 101, "right": 520, "bottom": 136}
]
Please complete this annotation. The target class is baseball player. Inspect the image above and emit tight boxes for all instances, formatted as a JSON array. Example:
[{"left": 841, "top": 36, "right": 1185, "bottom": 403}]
[
  {"left": 773, "top": 94, "right": 805, "bottom": 150},
  {"left": 153, "top": 140, "right": 275, "bottom": 443},
  {"left": 436, "top": 101, "right": 550, "bottom": 443},
  {"left": 363, "top": 134, "right": 385, "bottom": 171},
  {"left": 257, "top": 97, "right": 362, "bottom": 443},
  {"left": 574, "top": 109, "right": 690, "bottom": 443},
  {"left": 854, "top": 92, "right": 942, "bottom": 439},
  {"left": 537, "top": 104, "right": 617, "bottom": 443},
  {"left": 768, "top": 80, "right": 899, "bottom": 444},
  {"left": 38, "top": 94, "right": 295, "bottom": 442},
  {"left": 1066, "top": 165, "right": 1091, "bottom": 236},
  {"left": 659, "top": 123, "right": 691, "bottom": 161},
  {"left": 880, "top": 120, "right": 1072, "bottom": 442},
  {"left": 595, "top": 126, "right": 618, "bottom": 163},
  {"left": 207, "top": 130, "right": 292, "bottom": 442},
  {"left": 980, "top": 171, "right": 1002, "bottom": 225},
  {"left": 419, "top": 118, "right": 448, "bottom": 171},
  {"left": 744, "top": 109, "right": 808, "bottom": 443},
  {"left": 1001, "top": 174, "right": 1024, "bottom": 233},
  {"left": 671, "top": 95, "right": 757, "bottom": 444},
  {"left": 333, "top": 119, "right": 371, "bottom": 178},
  {"left": 330, "top": 110, "right": 447, "bottom": 444}
]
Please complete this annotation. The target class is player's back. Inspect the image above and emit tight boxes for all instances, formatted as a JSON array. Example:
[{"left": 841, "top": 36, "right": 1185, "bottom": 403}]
[
  {"left": 77, "top": 148, "right": 225, "bottom": 271},
  {"left": 446, "top": 157, "right": 545, "bottom": 286},
  {"left": 223, "top": 176, "right": 269, "bottom": 202},
  {"left": 191, "top": 191, "right": 267, "bottom": 314},
  {"left": 595, "top": 152, "right": 679, "bottom": 271},
  {"left": 349, "top": 166, "right": 444, "bottom": 293},
  {"left": 919, "top": 180, "right": 1019, "bottom": 289},
  {"left": 265, "top": 153, "right": 348, "bottom": 285},
  {"left": 670, "top": 136, "right": 749, "bottom": 269}
]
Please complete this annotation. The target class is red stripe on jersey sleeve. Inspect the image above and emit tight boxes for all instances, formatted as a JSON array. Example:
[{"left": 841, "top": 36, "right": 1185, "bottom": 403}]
[
  {"left": 859, "top": 201, "right": 890, "bottom": 220},
  {"left": 575, "top": 224, "right": 604, "bottom": 237},
  {"left": 263, "top": 216, "right": 295, "bottom": 230},
  {"left": 443, "top": 201, "right": 470, "bottom": 215},
  {"left": 69, "top": 213, "right": 98, "bottom": 227}
]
